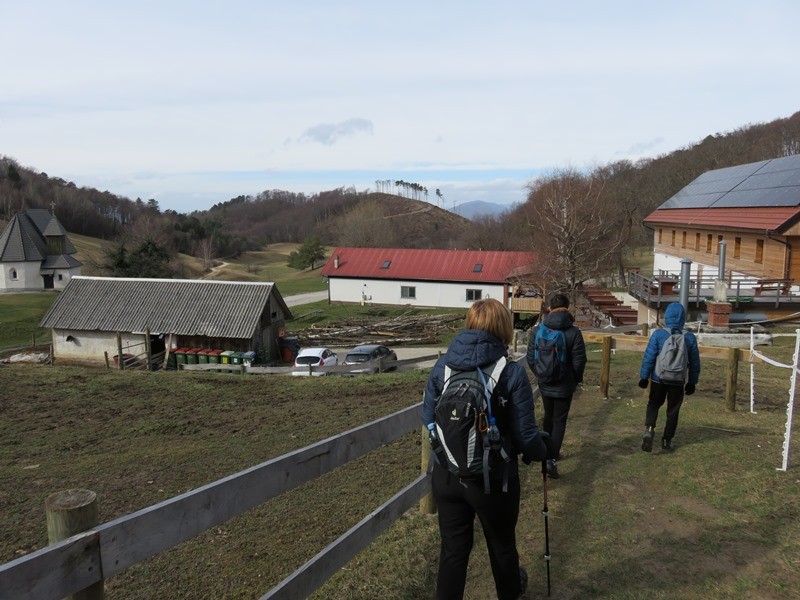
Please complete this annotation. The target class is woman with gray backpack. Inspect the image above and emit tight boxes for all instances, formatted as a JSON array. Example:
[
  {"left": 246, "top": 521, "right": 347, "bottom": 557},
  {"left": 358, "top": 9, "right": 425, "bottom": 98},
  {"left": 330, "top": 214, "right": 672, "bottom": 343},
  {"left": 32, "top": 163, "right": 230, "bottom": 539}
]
[{"left": 638, "top": 302, "right": 701, "bottom": 453}]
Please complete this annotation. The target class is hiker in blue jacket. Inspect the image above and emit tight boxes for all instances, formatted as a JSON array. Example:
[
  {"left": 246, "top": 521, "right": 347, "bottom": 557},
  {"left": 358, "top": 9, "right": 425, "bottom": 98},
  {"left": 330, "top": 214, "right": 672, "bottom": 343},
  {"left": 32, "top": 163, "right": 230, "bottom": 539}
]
[
  {"left": 526, "top": 293, "right": 587, "bottom": 479},
  {"left": 423, "top": 298, "right": 550, "bottom": 600},
  {"left": 638, "top": 302, "right": 701, "bottom": 453}
]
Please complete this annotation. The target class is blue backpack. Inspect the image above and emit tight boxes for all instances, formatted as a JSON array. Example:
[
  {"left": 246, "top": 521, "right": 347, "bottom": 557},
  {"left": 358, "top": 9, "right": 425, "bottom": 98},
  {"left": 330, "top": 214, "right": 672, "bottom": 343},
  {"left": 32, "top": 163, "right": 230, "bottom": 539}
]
[{"left": 533, "top": 324, "right": 567, "bottom": 384}]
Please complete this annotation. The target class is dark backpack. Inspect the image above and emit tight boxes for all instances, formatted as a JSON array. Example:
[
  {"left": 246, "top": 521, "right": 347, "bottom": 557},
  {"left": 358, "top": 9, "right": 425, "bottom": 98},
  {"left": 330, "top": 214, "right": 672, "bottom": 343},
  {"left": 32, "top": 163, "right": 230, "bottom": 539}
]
[
  {"left": 533, "top": 324, "right": 567, "bottom": 384},
  {"left": 432, "top": 358, "right": 510, "bottom": 493},
  {"left": 654, "top": 329, "right": 688, "bottom": 385}
]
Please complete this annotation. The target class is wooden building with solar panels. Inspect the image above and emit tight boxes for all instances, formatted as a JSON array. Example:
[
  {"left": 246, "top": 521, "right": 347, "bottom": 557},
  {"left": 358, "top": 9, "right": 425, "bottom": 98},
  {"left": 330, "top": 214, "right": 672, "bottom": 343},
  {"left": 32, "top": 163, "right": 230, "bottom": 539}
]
[{"left": 631, "top": 154, "right": 800, "bottom": 321}]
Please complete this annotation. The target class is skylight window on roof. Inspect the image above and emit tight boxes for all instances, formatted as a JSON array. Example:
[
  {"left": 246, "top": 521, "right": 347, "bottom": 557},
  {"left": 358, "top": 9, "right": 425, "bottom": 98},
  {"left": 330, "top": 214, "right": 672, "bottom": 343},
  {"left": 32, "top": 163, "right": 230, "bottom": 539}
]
[
  {"left": 381, "top": 260, "right": 391, "bottom": 269},
  {"left": 473, "top": 264, "right": 483, "bottom": 272}
]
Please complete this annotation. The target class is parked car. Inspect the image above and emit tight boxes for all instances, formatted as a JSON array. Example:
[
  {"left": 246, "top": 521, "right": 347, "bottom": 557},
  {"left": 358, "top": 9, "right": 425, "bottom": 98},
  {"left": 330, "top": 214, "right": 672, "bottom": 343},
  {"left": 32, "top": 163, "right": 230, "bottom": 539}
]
[
  {"left": 342, "top": 344, "right": 398, "bottom": 374},
  {"left": 292, "top": 347, "right": 338, "bottom": 376}
]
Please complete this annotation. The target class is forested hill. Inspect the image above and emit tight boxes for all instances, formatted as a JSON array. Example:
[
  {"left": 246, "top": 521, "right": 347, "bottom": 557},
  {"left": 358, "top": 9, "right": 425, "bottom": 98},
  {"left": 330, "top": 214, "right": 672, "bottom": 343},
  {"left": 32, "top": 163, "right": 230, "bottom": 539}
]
[{"left": 1, "top": 110, "right": 799, "bottom": 259}]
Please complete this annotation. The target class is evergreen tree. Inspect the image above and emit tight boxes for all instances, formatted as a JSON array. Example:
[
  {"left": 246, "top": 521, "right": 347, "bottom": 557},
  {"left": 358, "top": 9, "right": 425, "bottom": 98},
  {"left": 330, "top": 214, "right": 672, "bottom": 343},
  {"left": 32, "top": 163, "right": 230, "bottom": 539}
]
[{"left": 288, "top": 236, "right": 326, "bottom": 270}]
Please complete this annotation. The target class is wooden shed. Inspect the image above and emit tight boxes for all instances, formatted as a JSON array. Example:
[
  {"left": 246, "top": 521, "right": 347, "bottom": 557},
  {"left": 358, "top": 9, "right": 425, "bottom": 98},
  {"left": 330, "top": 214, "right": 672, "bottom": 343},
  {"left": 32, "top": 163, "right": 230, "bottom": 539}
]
[{"left": 39, "top": 277, "right": 292, "bottom": 366}]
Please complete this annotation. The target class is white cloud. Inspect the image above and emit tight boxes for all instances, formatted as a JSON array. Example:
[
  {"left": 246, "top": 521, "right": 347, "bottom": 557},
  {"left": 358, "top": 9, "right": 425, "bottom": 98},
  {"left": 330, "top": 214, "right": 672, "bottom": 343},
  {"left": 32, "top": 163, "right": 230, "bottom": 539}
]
[{"left": 299, "top": 118, "right": 374, "bottom": 146}]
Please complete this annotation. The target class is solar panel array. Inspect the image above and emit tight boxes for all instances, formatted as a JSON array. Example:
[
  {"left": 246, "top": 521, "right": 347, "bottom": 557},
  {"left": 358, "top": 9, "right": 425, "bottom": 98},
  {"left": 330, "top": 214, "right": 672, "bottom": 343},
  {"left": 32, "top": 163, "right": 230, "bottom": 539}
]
[{"left": 658, "top": 154, "right": 800, "bottom": 209}]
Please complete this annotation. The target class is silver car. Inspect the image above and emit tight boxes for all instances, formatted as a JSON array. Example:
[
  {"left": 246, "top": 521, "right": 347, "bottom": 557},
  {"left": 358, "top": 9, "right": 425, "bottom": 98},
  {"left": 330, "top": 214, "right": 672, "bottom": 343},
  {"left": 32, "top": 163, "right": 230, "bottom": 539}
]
[{"left": 342, "top": 344, "right": 398, "bottom": 374}]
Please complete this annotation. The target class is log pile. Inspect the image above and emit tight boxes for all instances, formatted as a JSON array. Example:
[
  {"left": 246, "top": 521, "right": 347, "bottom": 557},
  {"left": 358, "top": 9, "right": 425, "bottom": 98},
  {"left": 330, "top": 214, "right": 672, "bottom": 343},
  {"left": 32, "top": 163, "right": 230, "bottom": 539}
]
[{"left": 293, "top": 312, "right": 463, "bottom": 346}]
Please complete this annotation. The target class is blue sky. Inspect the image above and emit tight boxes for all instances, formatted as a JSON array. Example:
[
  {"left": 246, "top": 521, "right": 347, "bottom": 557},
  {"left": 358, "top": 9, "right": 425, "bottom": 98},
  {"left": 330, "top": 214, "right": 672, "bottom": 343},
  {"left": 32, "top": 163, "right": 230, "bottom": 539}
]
[{"left": 2, "top": 1, "right": 799, "bottom": 214}]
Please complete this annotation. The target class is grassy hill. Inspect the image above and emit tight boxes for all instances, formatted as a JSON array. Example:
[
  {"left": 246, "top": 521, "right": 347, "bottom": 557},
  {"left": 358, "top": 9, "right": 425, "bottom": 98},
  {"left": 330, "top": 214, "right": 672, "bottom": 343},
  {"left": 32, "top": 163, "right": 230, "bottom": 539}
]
[
  {"left": 201, "top": 243, "right": 327, "bottom": 296},
  {"left": 69, "top": 234, "right": 327, "bottom": 295}
]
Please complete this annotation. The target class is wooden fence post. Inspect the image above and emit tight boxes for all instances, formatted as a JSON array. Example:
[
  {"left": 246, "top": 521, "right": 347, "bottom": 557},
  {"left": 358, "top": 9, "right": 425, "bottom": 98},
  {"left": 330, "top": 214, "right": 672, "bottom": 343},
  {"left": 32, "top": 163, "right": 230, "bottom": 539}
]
[
  {"left": 725, "top": 347, "right": 739, "bottom": 412},
  {"left": 641, "top": 323, "right": 649, "bottom": 338},
  {"left": 144, "top": 327, "right": 152, "bottom": 371},
  {"left": 50, "top": 343, "right": 54, "bottom": 366},
  {"left": 599, "top": 335, "right": 612, "bottom": 398},
  {"left": 419, "top": 426, "right": 436, "bottom": 515},
  {"left": 116, "top": 332, "right": 124, "bottom": 371},
  {"left": 45, "top": 489, "right": 104, "bottom": 599},
  {"left": 104, "top": 351, "right": 110, "bottom": 370}
]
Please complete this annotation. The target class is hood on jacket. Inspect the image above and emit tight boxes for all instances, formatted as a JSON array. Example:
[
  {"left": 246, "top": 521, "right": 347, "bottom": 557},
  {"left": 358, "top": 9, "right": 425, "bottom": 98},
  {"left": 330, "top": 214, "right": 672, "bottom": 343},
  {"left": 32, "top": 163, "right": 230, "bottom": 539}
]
[
  {"left": 444, "top": 329, "right": 507, "bottom": 371},
  {"left": 542, "top": 307, "right": 574, "bottom": 331},
  {"left": 664, "top": 302, "right": 686, "bottom": 330}
]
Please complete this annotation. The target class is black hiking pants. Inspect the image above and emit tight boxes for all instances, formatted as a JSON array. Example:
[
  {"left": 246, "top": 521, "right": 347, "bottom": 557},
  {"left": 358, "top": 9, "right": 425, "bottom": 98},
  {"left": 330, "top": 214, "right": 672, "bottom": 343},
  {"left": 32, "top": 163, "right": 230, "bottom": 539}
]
[
  {"left": 432, "top": 464, "right": 522, "bottom": 600},
  {"left": 541, "top": 393, "right": 573, "bottom": 460},
  {"left": 645, "top": 380, "right": 685, "bottom": 440}
]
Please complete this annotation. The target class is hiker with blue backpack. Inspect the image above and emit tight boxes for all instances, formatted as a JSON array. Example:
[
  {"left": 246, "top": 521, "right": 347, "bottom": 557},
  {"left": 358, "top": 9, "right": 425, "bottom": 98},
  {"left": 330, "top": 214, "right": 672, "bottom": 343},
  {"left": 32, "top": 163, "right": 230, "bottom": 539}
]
[
  {"left": 526, "top": 293, "right": 587, "bottom": 479},
  {"left": 423, "top": 298, "right": 552, "bottom": 600},
  {"left": 638, "top": 302, "right": 701, "bottom": 453}
]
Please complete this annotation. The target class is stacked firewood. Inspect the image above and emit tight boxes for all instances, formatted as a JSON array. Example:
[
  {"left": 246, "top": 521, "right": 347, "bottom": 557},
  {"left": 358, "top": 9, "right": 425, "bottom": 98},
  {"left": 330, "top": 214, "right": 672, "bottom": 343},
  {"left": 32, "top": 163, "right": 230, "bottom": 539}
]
[{"left": 292, "top": 312, "right": 463, "bottom": 346}]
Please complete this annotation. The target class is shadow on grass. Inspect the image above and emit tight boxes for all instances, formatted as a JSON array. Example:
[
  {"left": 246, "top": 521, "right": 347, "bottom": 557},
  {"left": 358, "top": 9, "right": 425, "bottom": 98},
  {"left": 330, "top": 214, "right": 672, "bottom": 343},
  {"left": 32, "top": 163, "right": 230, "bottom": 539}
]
[{"left": 535, "top": 396, "right": 791, "bottom": 599}]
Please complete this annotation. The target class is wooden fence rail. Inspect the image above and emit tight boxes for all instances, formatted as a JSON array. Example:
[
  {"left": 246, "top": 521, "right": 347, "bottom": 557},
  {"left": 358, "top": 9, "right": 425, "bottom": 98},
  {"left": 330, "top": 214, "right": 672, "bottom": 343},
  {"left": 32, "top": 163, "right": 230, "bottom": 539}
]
[
  {"left": 0, "top": 403, "right": 426, "bottom": 600},
  {"left": 583, "top": 332, "right": 759, "bottom": 410}
]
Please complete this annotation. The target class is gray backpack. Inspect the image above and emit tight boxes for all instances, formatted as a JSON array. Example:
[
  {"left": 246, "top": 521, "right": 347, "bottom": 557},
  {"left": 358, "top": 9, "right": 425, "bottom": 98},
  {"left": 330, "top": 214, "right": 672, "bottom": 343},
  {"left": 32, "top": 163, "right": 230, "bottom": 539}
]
[{"left": 654, "top": 329, "right": 688, "bottom": 384}]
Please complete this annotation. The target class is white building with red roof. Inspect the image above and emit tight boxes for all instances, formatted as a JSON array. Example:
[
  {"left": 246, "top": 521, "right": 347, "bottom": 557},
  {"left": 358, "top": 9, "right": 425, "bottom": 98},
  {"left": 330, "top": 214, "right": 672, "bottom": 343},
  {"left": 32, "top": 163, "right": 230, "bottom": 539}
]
[{"left": 320, "top": 247, "right": 538, "bottom": 309}]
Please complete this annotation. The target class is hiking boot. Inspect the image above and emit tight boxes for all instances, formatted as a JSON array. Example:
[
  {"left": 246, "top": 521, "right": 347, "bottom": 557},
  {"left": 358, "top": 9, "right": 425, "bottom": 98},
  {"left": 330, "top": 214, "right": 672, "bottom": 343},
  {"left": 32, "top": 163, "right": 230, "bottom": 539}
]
[
  {"left": 641, "top": 427, "right": 655, "bottom": 452},
  {"left": 661, "top": 438, "right": 674, "bottom": 453},
  {"left": 518, "top": 566, "right": 528, "bottom": 598},
  {"left": 546, "top": 459, "right": 560, "bottom": 479}
]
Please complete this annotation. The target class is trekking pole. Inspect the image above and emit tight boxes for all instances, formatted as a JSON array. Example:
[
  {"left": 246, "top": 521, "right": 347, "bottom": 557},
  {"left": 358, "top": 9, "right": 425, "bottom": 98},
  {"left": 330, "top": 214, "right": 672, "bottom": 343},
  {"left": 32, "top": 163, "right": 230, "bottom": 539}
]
[{"left": 541, "top": 459, "right": 552, "bottom": 596}]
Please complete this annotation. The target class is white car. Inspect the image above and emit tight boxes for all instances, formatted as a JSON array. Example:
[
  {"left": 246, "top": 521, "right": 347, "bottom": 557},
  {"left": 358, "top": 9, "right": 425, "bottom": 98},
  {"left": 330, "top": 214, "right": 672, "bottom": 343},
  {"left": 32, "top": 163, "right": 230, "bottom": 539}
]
[{"left": 292, "top": 347, "right": 338, "bottom": 376}]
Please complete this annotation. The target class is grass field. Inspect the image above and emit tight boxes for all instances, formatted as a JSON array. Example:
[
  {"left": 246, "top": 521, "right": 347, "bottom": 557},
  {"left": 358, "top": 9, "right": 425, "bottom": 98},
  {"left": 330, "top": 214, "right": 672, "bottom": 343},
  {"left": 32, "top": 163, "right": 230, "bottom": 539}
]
[
  {"left": 0, "top": 292, "right": 56, "bottom": 351},
  {"left": 2, "top": 334, "right": 799, "bottom": 598},
  {"left": 198, "top": 243, "right": 328, "bottom": 296}
]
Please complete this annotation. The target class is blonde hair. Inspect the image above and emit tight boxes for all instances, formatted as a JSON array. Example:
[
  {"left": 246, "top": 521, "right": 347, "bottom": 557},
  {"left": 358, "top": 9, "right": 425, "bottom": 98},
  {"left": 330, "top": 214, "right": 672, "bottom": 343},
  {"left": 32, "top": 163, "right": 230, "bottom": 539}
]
[{"left": 464, "top": 298, "right": 513, "bottom": 346}]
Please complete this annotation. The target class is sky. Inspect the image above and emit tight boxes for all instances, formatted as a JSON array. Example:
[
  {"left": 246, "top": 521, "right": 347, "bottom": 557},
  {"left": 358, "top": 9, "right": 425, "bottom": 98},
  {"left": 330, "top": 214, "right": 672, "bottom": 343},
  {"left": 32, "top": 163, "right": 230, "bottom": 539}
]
[{"left": 2, "top": 1, "right": 799, "bottom": 214}]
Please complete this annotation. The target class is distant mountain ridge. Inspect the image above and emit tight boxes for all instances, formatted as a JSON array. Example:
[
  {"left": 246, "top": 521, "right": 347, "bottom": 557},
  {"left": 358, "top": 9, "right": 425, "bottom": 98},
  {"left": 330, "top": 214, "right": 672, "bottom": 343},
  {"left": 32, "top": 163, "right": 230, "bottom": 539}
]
[{"left": 453, "top": 200, "right": 513, "bottom": 220}]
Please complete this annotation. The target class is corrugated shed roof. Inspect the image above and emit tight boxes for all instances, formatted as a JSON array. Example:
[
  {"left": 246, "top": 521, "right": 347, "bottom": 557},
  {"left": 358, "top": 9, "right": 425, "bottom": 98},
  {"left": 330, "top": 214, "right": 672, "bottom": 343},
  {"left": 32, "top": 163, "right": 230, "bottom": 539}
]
[
  {"left": 320, "top": 247, "right": 538, "bottom": 282},
  {"left": 643, "top": 206, "right": 800, "bottom": 232},
  {"left": 40, "top": 277, "right": 291, "bottom": 338}
]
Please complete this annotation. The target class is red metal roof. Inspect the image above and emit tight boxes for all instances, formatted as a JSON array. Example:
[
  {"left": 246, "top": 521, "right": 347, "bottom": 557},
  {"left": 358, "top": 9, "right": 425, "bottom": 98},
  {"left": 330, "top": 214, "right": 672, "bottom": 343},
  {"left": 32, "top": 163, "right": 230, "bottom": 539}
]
[
  {"left": 643, "top": 207, "right": 800, "bottom": 232},
  {"left": 321, "top": 247, "right": 538, "bottom": 283}
]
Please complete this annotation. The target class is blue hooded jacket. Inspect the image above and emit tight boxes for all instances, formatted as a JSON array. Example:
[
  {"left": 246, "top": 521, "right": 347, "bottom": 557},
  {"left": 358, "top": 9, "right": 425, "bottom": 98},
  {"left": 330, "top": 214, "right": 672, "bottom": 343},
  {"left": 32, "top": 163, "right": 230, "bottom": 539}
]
[
  {"left": 640, "top": 302, "right": 701, "bottom": 385},
  {"left": 422, "top": 329, "right": 548, "bottom": 477}
]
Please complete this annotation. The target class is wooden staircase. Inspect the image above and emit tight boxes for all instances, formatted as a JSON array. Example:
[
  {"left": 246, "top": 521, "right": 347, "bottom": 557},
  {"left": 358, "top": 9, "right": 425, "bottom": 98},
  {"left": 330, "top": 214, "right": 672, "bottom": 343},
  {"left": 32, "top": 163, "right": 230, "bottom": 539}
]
[{"left": 583, "top": 287, "right": 638, "bottom": 326}]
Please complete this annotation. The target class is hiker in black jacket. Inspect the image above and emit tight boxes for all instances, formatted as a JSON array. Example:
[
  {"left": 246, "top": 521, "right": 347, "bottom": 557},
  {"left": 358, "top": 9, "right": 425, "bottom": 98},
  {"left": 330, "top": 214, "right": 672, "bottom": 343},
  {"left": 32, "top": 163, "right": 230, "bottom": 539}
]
[
  {"left": 423, "top": 298, "right": 550, "bottom": 600},
  {"left": 526, "top": 293, "right": 587, "bottom": 479}
]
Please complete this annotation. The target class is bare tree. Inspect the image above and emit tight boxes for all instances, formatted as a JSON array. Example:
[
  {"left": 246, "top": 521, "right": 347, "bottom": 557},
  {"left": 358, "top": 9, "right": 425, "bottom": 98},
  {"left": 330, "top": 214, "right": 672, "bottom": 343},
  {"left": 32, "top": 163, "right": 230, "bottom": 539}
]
[
  {"left": 196, "top": 234, "right": 217, "bottom": 272},
  {"left": 523, "top": 168, "right": 628, "bottom": 299},
  {"left": 336, "top": 199, "right": 397, "bottom": 247}
]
